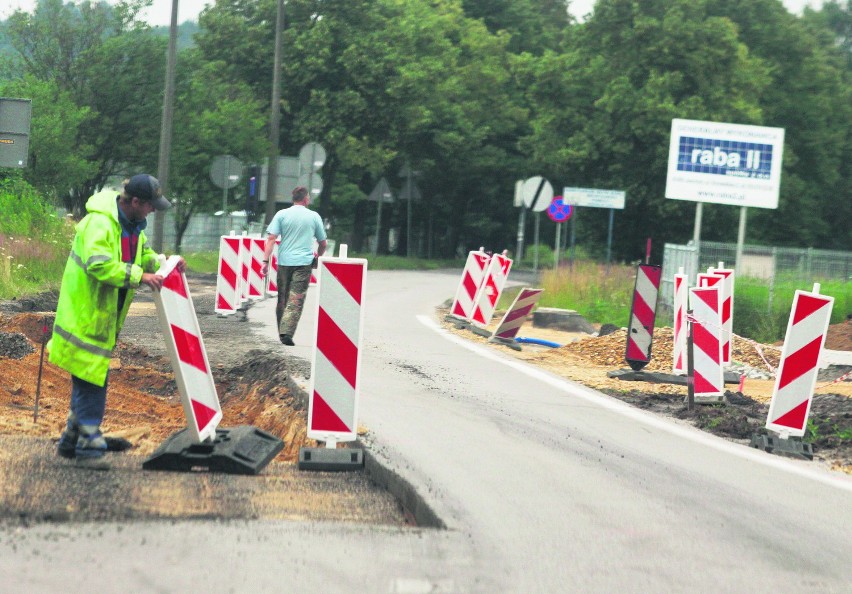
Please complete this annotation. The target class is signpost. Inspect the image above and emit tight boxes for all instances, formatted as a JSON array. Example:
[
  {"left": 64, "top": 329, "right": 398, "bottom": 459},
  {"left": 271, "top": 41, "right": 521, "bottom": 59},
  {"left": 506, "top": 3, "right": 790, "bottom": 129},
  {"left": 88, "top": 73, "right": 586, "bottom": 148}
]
[
  {"left": 665, "top": 119, "right": 784, "bottom": 270},
  {"left": 522, "top": 176, "right": 553, "bottom": 273},
  {"left": 546, "top": 196, "right": 573, "bottom": 268},
  {"left": 562, "top": 187, "right": 626, "bottom": 265},
  {"left": 210, "top": 155, "right": 243, "bottom": 214},
  {"left": 399, "top": 162, "right": 421, "bottom": 257},
  {"left": 298, "top": 142, "right": 326, "bottom": 199},
  {"left": 368, "top": 177, "right": 394, "bottom": 255}
]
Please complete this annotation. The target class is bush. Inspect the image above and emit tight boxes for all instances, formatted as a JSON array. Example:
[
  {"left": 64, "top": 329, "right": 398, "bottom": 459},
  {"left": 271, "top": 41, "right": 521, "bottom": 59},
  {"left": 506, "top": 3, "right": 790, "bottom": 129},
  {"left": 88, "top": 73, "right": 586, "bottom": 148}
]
[{"left": 0, "top": 178, "right": 72, "bottom": 298}]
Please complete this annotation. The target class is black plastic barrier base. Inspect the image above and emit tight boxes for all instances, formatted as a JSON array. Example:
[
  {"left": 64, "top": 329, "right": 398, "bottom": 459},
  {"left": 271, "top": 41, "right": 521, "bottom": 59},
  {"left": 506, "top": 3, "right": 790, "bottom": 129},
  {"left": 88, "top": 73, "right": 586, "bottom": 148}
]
[
  {"left": 489, "top": 336, "right": 522, "bottom": 351},
  {"left": 607, "top": 369, "right": 741, "bottom": 386},
  {"left": 299, "top": 447, "right": 364, "bottom": 472},
  {"left": 143, "top": 425, "right": 284, "bottom": 475},
  {"left": 750, "top": 433, "right": 814, "bottom": 461}
]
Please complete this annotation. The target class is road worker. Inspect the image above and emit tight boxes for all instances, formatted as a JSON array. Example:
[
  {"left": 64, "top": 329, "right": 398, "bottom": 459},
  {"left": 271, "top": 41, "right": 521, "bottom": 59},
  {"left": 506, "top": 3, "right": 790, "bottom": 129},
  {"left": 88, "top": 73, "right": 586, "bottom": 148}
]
[{"left": 49, "top": 174, "right": 185, "bottom": 469}]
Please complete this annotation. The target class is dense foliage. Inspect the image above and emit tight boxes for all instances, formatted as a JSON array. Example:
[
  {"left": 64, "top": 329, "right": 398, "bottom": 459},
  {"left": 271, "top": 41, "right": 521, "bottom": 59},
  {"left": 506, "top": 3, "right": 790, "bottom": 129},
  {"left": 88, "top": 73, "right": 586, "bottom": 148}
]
[{"left": 0, "top": 0, "right": 849, "bottom": 258}]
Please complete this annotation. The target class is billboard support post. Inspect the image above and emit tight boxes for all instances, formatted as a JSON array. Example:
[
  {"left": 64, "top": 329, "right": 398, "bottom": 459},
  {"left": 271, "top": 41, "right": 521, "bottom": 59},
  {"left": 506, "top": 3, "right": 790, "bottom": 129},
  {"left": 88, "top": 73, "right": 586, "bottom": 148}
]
[{"left": 736, "top": 206, "right": 747, "bottom": 271}]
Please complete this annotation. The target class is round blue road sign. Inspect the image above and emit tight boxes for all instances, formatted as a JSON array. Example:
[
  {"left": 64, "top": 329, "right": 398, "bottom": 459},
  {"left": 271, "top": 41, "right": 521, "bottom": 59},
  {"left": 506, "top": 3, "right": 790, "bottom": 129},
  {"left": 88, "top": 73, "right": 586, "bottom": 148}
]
[{"left": 547, "top": 196, "right": 573, "bottom": 223}]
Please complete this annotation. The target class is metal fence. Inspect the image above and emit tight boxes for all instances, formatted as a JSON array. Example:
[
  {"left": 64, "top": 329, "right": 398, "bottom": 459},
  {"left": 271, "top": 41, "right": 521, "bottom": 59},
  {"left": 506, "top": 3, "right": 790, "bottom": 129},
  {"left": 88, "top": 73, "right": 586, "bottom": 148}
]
[
  {"left": 660, "top": 241, "right": 851, "bottom": 322},
  {"left": 161, "top": 212, "right": 255, "bottom": 252}
]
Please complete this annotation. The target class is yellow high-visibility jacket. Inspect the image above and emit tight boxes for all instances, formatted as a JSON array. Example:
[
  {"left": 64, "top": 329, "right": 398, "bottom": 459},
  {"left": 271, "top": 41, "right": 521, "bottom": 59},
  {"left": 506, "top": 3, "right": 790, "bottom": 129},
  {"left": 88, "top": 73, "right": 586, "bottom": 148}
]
[{"left": 48, "top": 189, "right": 159, "bottom": 386}]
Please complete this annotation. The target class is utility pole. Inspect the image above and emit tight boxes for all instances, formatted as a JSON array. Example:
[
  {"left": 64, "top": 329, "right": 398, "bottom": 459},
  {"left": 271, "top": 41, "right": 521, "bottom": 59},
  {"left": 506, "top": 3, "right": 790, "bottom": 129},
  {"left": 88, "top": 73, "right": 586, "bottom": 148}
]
[
  {"left": 264, "top": 0, "right": 285, "bottom": 224},
  {"left": 153, "top": 0, "right": 179, "bottom": 251}
]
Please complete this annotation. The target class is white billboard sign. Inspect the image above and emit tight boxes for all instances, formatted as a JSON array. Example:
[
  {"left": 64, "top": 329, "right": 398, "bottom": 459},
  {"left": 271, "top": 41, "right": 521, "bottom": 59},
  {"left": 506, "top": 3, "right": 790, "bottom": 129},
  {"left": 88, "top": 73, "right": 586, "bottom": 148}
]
[
  {"left": 562, "top": 187, "right": 625, "bottom": 210},
  {"left": 665, "top": 119, "right": 784, "bottom": 209}
]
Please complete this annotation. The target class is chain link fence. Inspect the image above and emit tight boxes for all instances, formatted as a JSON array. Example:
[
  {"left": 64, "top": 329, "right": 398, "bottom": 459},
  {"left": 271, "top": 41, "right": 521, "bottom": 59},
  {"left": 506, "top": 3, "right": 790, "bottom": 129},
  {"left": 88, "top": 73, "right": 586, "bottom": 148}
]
[{"left": 661, "top": 241, "right": 851, "bottom": 323}]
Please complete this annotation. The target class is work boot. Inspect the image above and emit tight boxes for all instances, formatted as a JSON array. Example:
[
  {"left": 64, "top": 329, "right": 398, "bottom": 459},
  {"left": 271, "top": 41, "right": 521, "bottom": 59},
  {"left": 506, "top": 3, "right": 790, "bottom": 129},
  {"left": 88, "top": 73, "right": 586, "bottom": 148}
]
[
  {"left": 56, "top": 411, "right": 79, "bottom": 459},
  {"left": 75, "top": 423, "right": 108, "bottom": 460},
  {"left": 280, "top": 334, "right": 294, "bottom": 346}
]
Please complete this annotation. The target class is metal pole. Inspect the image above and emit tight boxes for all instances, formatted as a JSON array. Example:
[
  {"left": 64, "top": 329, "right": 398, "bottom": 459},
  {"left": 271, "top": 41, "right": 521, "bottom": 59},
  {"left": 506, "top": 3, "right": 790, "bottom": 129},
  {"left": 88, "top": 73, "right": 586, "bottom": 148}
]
[
  {"left": 554, "top": 222, "right": 561, "bottom": 269},
  {"left": 406, "top": 162, "right": 413, "bottom": 258},
  {"left": 533, "top": 212, "right": 540, "bottom": 273},
  {"left": 735, "top": 206, "right": 747, "bottom": 271},
  {"left": 373, "top": 197, "right": 382, "bottom": 255},
  {"left": 33, "top": 315, "right": 49, "bottom": 423},
  {"left": 692, "top": 201, "right": 703, "bottom": 245},
  {"left": 264, "top": 0, "right": 285, "bottom": 224},
  {"left": 516, "top": 207, "right": 526, "bottom": 262},
  {"left": 569, "top": 209, "right": 576, "bottom": 266},
  {"left": 686, "top": 311, "right": 695, "bottom": 411},
  {"left": 153, "top": 0, "right": 179, "bottom": 252},
  {"left": 606, "top": 208, "right": 614, "bottom": 265}
]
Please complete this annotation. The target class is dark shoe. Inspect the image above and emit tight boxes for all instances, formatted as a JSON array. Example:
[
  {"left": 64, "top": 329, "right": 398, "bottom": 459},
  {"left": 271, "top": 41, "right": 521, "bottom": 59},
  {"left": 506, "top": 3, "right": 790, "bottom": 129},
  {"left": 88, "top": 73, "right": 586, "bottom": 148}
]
[
  {"left": 105, "top": 436, "right": 133, "bottom": 452},
  {"left": 74, "top": 455, "right": 110, "bottom": 471},
  {"left": 57, "top": 443, "right": 76, "bottom": 459},
  {"left": 280, "top": 334, "right": 294, "bottom": 346}
]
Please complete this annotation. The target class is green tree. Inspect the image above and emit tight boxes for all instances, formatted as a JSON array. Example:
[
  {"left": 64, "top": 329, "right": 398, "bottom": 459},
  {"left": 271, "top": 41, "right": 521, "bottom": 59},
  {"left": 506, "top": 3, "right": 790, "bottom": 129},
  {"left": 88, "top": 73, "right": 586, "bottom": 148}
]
[
  {"left": 0, "top": 75, "right": 96, "bottom": 198},
  {"left": 4, "top": 0, "right": 162, "bottom": 214},
  {"left": 518, "top": 0, "right": 770, "bottom": 261},
  {"left": 166, "top": 54, "right": 267, "bottom": 252}
]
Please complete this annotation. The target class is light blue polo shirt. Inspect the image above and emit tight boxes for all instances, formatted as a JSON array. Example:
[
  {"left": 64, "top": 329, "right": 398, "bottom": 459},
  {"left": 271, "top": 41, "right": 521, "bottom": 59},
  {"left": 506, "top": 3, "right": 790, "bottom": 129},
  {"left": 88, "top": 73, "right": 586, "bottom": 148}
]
[{"left": 266, "top": 204, "right": 326, "bottom": 266}]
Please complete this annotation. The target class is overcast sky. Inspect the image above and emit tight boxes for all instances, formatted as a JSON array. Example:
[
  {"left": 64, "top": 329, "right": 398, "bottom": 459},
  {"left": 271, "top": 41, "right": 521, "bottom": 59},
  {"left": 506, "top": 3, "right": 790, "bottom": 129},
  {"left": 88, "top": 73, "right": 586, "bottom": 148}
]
[{"left": 0, "top": 0, "right": 828, "bottom": 28}]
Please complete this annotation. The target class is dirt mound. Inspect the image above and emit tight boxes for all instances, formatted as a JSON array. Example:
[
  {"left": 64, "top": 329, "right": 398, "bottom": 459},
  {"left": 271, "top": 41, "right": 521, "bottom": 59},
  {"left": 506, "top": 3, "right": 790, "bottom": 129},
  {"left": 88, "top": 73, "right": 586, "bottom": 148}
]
[
  {"left": 0, "top": 332, "right": 35, "bottom": 359},
  {"left": 824, "top": 318, "right": 851, "bottom": 351},
  {"left": 543, "top": 326, "right": 782, "bottom": 374}
]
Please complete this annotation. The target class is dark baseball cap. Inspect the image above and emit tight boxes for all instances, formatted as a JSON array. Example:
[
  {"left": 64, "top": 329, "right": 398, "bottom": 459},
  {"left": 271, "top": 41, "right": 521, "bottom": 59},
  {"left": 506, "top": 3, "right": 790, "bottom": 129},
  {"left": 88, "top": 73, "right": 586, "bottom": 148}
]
[{"left": 125, "top": 174, "right": 171, "bottom": 210}]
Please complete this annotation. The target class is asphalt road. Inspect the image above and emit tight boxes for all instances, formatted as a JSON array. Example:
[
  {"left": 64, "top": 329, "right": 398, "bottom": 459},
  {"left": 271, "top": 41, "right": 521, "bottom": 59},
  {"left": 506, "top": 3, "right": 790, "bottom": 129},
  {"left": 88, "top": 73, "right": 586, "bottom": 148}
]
[{"left": 1, "top": 268, "right": 850, "bottom": 592}]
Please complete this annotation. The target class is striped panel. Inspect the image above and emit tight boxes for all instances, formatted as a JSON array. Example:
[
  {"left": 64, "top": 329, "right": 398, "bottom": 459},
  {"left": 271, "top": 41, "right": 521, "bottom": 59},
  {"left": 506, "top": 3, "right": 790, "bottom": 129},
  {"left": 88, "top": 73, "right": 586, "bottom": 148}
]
[{"left": 766, "top": 291, "right": 833, "bottom": 436}]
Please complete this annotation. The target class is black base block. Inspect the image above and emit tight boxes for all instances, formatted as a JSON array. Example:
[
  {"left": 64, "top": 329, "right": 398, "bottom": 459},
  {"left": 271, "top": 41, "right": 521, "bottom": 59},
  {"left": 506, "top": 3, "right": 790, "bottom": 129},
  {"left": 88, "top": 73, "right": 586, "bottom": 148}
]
[
  {"left": 489, "top": 336, "right": 522, "bottom": 351},
  {"left": 750, "top": 433, "right": 813, "bottom": 460},
  {"left": 143, "top": 425, "right": 284, "bottom": 475},
  {"left": 298, "top": 447, "right": 364, "bottom": 471},
  {"left": 468, "top": 325, "right": 492, "bottom": 338},
  {"left": 608, "top": 369, "right": 741, "bottom": 385}
]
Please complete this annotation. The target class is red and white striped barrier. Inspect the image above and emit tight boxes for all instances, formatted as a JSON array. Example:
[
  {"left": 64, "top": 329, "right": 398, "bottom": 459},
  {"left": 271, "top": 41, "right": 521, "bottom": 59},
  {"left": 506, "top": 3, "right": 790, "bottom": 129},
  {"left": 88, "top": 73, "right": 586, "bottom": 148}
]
[
  {"left": 470, "top": 252, "right": 513, "bottom": 328},
  {"left": 625, "top": 264, "right": 661, "bottom": 371},
  {"left": 448, "top": 249, "right": 490, "bottom": 322},
  {"left": 765, "top": 285, "right": 834, "bottom": 437},
  {"left": 265, "top": 238, "right": 281, "bottom": 296},
  {"left": 309, "top": 241, "right": 334, "bottom": 287},
  {"left": 307, "top": 244, "right": 367, "bottom": 444},
  {"left": 698, "top": 269, "right": 730, "bottom": 365},
  {"left": 215, "top": 233, "right": 242, "bottom": 315},
  {"left": 491, "top": 287, "right": 544, "bottom": 342},
  {"left": 710, "top": 264, "right": 735, "bottom": 365},
  {"left": 238, "top": 235, "right": 264, "bottom": 301},
  {"left": 689, "top": 286, "right": 724, "bottom": 401},
  {"left": 247, "top": 237, "right": 266, "bottom": 300},
  {"left": 672, "top": 268, "right": 688, "bottom": 374},
  {"left": 154, "top": 256, "right": 223, "bottom": 442}
]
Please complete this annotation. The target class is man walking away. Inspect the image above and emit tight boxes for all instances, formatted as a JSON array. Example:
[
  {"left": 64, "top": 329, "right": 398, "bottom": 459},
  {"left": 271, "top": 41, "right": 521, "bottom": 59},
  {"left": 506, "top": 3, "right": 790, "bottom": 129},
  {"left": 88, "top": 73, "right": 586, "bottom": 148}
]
[
  {"left": 261, "top": 186, "right": 327, "bottom": 346},
  {"left": 49, "top": 174, "right": 186, "bottom": 470}
]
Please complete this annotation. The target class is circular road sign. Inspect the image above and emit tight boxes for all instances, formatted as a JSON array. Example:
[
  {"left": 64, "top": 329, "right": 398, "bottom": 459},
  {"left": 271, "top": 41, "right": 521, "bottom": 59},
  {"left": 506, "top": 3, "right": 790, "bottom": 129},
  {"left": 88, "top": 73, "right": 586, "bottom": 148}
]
[
  {"left": 298, "top": 172, "right": 323, "bottom": 197},
  {"left": 521, "top": 176, "right": 554, "bottom": 212},
  {"left": 299, "top": 142, "right": 326, "bottom": 173},
  {"left": 210, "top": 155, "right": 243, "bottom": 189},
  {"left": 546, "top": 196, "right": 573, "bottom": 223}
]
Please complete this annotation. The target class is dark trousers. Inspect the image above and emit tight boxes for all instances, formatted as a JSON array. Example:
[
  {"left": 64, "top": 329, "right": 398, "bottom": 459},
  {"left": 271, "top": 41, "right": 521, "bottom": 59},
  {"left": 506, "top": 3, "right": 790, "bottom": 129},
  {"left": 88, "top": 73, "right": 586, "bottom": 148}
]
[{"left": 275, "top": 264, "right": 313, "bottom": 337}]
